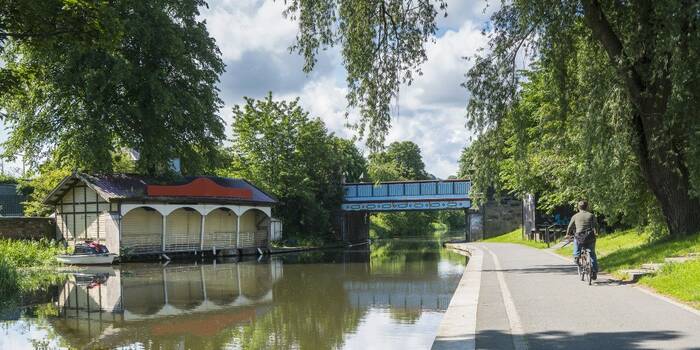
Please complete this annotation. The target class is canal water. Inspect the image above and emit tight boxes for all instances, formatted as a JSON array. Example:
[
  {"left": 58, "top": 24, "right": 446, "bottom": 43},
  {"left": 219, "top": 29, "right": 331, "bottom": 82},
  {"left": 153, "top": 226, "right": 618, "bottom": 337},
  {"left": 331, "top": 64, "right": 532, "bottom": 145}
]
[{"left": 0, "top": 238, "right": 466, "bottom": 349}]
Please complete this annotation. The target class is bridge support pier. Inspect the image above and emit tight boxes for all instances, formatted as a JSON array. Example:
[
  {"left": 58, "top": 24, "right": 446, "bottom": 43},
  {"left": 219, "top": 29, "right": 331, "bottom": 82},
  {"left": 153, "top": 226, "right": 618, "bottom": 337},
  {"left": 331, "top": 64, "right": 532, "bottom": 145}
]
[
  {"left": 464, "top": 208, "right": 471, "bottom": 242},
  {"left": 340, "top": 211, "right": 370, "bottom": 243}
]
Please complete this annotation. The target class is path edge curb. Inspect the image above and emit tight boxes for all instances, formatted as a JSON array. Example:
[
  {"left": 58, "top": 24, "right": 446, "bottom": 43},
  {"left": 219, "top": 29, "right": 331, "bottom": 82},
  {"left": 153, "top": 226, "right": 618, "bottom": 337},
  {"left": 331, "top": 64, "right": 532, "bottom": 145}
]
[{"left": 431, "top": 243, "right": 483, "bottom": 350}]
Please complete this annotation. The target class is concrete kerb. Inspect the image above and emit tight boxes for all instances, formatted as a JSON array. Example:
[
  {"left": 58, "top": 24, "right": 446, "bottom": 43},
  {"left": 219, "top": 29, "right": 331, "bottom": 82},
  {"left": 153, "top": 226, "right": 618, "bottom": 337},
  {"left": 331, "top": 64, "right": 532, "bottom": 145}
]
[{"left": 432, "top": 243, "right": 483, "bottom": 350}]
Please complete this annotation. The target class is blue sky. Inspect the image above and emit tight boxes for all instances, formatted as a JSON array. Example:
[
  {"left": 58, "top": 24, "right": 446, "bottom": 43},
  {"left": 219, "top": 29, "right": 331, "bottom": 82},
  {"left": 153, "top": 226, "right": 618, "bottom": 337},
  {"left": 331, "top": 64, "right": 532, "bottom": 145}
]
[{"left": 0, "top": 0, "right": 493, "bottom": 178}]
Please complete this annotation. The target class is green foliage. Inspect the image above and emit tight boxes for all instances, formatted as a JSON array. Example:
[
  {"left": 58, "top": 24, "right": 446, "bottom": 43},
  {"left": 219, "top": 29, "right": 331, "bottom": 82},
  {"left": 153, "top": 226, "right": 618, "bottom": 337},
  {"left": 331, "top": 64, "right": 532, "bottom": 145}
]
[
  {"left": 460, "top": 65, "right": 662, "bottom": 231},
  {"left": 0, "top": 0, "right": 225, "bottom": 175},
  {"left": 224, "top": 93, "right": 366, "bottom": 239},
  {"left": 285, "top": 0, "right": 700, "bottom": 235},
  {"left": 368, "top": 141, "right": 428, "bottom": 181},
  {"left": 283, "top": 0, "right": 446, "bottom": 151},
  {"left": 367, "top": 140, "right": 437, "bottom": 236},
  {"left": 18, "top": 161, "right": 71, "bottom": 216},
  {"left": 464, "top": 1, "right": 700, "bottom": 235},
  {"left": 436, "top": 210, "right": 465, "bottom": 231},
  {"left": 0, "top": 238, "right": 64, "bottom": 268},
  {"left": 370, "top": 211, "right": 436, "bottom": 238},
  {"left": 0, "top": 174, "right": 18, "bottom": 184},
  {"left": 0, "top": 239, "right": 64, "bottom": 303}
]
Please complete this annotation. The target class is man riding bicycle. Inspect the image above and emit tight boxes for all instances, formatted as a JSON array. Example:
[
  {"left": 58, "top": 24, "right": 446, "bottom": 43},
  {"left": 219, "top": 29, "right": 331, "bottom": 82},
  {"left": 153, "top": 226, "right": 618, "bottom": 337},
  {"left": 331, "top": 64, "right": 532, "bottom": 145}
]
[{"left": 566, "top": 201, "right": 598, "bottom": 280}]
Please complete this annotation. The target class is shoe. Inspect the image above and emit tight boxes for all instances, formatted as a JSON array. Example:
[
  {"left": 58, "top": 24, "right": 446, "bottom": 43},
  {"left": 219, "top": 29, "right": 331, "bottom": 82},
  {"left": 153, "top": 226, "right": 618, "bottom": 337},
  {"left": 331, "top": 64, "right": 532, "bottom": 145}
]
[{"left": 591, "top": 271, "right": 597, "bottom": 280}]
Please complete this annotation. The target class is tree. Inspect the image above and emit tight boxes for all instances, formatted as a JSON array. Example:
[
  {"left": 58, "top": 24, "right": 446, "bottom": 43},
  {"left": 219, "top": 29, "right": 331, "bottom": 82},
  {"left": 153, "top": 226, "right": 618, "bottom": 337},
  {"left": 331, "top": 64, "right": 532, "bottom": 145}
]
[
  {"left": 286, "top": 1, "right": 700, "bottom": 236},
  {"left": 0, "top": 0, "right": 225, "bottom": 175},
  {"left": 283, "top": 0, "right": 446, "bottom": 152},
  {"left": 225, "top": 93, "right": 366, "bottom": 240},
  {"left": 460, "top": 66, "right": 659, "bottom": 230},
  {"left": 368, "top": 141, "right": 428, "bottom": 181},
  {"left": 367, "top": 141, "right": 435, "bottom": 237}
]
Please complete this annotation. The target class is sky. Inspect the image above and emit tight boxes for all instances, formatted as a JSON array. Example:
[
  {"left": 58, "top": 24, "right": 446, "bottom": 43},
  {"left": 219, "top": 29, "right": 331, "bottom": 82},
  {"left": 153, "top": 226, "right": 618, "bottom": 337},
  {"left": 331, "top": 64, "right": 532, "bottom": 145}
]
[
  {"left": 199, "top": 0, "right": 494, "bottom": 178},
  {"left": 0, "top": 0, "right": 493, "bottom": 178}
]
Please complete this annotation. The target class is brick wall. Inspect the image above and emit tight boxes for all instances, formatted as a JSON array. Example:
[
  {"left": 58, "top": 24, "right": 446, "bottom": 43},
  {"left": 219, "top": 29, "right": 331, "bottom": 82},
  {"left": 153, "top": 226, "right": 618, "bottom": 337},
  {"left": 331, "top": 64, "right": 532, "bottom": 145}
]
[{"left": 0, "top": 217, "right": 56, "bottom": 240}]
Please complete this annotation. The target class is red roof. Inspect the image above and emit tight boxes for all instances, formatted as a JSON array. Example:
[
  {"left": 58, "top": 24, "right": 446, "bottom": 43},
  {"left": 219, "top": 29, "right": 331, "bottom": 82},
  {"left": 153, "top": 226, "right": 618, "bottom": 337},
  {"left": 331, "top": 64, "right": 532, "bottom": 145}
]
[{"left": 147, "top": 178, "right": 253, "bottom": 199}]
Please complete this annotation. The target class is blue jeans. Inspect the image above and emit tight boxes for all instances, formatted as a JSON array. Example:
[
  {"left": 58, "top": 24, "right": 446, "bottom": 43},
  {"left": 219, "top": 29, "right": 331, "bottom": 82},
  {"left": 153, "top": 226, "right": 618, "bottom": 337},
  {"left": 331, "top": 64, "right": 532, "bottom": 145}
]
[{"left": 573, "top": 239, "right": 598, "bottom": 272}]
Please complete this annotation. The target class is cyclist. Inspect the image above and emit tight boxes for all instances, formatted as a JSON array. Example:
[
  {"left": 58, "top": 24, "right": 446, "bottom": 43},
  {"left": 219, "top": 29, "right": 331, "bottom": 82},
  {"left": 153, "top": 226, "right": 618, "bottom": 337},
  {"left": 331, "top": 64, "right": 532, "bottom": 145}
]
[{"left": 566, "top": 201, "right": 598, "bottom": 280}]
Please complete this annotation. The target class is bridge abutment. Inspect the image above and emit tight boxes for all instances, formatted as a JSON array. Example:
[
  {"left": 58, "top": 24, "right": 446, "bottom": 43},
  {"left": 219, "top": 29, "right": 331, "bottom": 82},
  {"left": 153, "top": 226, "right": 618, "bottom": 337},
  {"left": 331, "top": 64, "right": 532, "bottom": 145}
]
[{"left": 340, "top": 211, "right": 370, "bottom": 243}]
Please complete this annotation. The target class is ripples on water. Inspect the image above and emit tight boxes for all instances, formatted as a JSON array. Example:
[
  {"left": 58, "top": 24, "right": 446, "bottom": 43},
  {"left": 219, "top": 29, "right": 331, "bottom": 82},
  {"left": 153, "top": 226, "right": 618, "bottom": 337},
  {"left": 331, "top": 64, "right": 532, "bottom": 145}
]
[{"left": 0, "top": 237, "right": 467, "bottom": 350}]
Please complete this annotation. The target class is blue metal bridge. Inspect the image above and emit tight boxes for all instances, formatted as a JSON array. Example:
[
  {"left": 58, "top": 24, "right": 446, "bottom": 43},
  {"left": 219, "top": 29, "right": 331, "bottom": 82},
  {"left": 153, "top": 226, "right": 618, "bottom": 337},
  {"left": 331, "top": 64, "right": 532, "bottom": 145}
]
[{"left": 341, "top": 179, "right": 471, "bottom": 212}]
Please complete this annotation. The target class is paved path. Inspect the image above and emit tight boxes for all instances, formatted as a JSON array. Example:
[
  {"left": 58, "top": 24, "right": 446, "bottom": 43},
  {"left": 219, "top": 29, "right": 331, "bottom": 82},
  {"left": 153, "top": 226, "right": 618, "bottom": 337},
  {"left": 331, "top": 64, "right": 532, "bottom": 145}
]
[{"left": 434, "top": 243, "right": 700, "bottom": 350}]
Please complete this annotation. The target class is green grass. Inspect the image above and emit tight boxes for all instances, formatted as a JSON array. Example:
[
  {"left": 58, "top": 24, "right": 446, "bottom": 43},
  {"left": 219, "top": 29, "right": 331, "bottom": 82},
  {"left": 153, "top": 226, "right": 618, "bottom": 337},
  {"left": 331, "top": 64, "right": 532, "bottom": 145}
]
[
  {"left": 555, "top": 228, "right": 651, "bottom": 260},
  {"left": 483, "top": 228, "right": 549, "bottom": 249},
  {"left": 641, "top": 260, "right": 700, "bottom": 308},
  {"left": 555, "top": 229, "right": 700, "bottom": 272},
  {"left": 0, "top": 239, "right": 65, "bottom": 305}
]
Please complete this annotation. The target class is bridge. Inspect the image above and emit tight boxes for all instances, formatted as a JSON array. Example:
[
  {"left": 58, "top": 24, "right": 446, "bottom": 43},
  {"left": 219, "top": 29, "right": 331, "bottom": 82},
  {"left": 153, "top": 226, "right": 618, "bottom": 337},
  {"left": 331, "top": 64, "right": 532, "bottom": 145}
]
[{"left": 339, "top": 179, "right": 472, "bottom": 241}]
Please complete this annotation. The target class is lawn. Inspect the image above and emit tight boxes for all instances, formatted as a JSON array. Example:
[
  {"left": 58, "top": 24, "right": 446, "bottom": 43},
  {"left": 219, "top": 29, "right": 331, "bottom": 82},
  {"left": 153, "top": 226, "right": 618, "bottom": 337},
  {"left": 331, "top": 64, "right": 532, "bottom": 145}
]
[{"left": 483, "top": 228, "right": 549, "bottom": 249}]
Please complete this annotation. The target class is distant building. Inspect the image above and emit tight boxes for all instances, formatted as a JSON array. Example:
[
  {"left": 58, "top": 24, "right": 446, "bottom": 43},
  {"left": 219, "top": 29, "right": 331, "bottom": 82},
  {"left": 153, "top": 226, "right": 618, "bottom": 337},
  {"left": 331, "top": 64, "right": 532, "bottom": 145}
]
[
  {"left": 44, "top": 172, "right": 277, "bottom": 256},
  {"left": 0, "top": 183, "right": 25, "bottom": 216}
]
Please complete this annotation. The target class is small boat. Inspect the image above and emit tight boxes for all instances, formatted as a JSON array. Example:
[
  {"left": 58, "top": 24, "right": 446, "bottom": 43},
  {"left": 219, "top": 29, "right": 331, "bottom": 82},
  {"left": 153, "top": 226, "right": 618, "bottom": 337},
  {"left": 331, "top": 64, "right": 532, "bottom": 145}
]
[
  {"left": 56, "top": 253, "right": 117, "bottom": 265},
  {"left": 56, "top": 240, "right": 118, "bottom": 265}
]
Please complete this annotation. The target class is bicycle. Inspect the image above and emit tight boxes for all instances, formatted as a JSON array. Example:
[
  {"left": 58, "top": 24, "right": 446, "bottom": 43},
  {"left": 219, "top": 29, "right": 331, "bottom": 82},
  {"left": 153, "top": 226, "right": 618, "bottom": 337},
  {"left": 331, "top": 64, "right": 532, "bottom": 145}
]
[
  {"left": 577, "top": 247, "right": 593, "bottom": 286},
  {"left": 560, "top": 236, "right": 594, "bottom": 286}
]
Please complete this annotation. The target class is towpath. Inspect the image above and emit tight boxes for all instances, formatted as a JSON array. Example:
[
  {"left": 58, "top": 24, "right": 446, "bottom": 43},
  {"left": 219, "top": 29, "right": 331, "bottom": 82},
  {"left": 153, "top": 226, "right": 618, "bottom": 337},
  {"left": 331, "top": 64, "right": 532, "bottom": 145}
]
[{"left": 433, "top": 243, "right": 700, "bottom": 350}]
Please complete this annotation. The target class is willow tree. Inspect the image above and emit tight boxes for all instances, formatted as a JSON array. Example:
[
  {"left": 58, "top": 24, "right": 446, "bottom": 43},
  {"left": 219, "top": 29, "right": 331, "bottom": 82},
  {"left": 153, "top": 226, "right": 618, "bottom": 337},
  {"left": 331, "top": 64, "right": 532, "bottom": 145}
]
[
  {"left": 0, "top": 0, "right": 224, "bottom": 175},
  {"left": 285, "top": 1, "right": 700, "bottom": 236}
]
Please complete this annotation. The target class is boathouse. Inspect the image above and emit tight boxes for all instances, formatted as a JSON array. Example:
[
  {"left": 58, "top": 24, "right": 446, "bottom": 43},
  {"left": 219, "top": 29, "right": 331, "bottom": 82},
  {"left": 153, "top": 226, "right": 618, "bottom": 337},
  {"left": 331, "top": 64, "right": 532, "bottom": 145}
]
[{"left": 44, "top": 172, "right": 277, "bottom": 256}]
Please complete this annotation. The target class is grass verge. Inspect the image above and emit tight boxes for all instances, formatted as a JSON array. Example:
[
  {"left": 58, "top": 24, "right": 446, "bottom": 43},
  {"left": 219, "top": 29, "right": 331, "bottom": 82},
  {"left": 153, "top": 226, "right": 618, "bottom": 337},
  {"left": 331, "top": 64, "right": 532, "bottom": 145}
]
[
  {"left": 0, "top": 239, "right": 65, "bottom": 306},
  {"left": 483, "top": 228, "right": 549, "bottom": 249},
  {"left": 554, "top": 229, "right": 700, "bottom": 308}
]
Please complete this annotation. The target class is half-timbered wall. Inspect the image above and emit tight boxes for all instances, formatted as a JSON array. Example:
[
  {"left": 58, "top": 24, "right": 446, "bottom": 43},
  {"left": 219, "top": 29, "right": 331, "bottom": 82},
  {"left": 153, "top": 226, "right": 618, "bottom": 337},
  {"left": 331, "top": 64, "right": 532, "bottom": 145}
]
[{"left": 55, "top": 182, "right": 117, "bottom": 247}]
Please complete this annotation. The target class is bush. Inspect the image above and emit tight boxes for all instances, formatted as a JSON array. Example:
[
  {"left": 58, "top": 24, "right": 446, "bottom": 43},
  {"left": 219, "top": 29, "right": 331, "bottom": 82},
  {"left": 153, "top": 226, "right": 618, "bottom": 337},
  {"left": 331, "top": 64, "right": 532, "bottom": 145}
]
[
  {"left": 0, "top": 258, "right": 19, "bottom": 297},
  {"left": 0, "top": 238, "right": 64, "bottom": 267},
  {"left": 0, "top": 239, "right": 66, "bottom": 306}
]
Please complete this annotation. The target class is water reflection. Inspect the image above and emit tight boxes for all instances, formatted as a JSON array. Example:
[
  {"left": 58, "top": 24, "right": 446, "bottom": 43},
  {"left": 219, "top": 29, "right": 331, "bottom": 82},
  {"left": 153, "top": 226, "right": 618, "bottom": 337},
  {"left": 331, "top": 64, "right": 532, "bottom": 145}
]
[{"left": 2, "top": 238, "right": 466, "bottom": 350}]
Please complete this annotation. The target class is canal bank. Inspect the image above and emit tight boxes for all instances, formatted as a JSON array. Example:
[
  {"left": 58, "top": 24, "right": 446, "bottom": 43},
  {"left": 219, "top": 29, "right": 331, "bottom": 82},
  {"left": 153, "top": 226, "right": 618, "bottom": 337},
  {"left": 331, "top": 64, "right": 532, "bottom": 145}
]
[{"left": 432, "top": 242, "right": 481, "bottom": 350}]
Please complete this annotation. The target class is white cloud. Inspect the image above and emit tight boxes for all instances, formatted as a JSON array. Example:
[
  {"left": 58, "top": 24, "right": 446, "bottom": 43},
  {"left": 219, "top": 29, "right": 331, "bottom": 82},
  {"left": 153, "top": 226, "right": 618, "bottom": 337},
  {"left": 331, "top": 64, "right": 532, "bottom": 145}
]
[
  {"left": 204, "top": 0, "right": 492, "bottom": 179},
  {"left": 200, "top": 0, "right": 297, "bottom": 61}
]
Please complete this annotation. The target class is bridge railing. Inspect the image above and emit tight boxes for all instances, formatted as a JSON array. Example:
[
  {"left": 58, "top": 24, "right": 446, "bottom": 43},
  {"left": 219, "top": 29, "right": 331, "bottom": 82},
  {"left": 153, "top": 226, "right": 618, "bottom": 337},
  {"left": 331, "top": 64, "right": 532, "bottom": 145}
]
[{"left": 343, "top": 180, "right": 470, "bottom": 202}]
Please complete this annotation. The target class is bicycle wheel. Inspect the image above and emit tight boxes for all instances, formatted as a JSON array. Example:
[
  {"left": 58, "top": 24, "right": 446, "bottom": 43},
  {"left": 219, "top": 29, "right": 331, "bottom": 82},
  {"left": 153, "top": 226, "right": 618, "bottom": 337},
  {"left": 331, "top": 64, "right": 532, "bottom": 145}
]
[
  {"left": 585, "top": 250, "right": 593, "bottom": 285},
  {"left": 577, "top": 261, "right": 583, "bottom": 279},
  {"left": 579, "top": 255, "right": 586, "bottom": 281}
]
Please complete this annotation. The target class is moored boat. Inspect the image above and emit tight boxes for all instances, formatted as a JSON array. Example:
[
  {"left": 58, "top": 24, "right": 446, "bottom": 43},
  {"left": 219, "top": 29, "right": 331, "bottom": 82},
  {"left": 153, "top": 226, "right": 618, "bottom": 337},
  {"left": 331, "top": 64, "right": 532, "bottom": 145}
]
[
  {"left": 56, "top": 253, "right": 117, "bottom": 265},
  {"left": 56, "top": 240, "right": 118, "bottom": 265}
]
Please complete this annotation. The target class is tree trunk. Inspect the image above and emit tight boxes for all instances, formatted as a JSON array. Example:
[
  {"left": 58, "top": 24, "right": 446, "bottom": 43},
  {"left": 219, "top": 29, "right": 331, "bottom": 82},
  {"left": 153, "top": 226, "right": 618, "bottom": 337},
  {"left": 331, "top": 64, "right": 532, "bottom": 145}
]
[
  {"left": 582, "top": 0, "right": 700, "bottom": 236},
  {"left": 637, "top": 134, "right": 700, "bottom": 236},
  {"left": 633, "top": 101, "right": 700, "bottom": 236}
]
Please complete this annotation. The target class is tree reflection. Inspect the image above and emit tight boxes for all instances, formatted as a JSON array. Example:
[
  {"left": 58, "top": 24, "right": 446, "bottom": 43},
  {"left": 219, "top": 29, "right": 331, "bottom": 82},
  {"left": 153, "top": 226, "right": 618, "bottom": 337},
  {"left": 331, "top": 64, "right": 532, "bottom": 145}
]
[{"left": 228, "top": 263, "right": 365, "bottom": 350}]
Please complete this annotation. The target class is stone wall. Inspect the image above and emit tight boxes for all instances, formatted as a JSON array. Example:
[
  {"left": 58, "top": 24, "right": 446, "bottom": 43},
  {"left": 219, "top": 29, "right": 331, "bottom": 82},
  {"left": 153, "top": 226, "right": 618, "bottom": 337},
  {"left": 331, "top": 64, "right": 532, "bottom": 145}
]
[
  {"left": 0, "top": 217, "right": 56, "bottom": 240},
  {"left": 482, "top": 198, "right": 522, "bottom": 239}
]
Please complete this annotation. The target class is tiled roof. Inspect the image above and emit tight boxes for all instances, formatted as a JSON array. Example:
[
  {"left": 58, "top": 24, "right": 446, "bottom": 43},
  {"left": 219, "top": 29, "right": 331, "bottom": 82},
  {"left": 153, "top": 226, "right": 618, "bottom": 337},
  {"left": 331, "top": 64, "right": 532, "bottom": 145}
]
[{"left": 43, "top": 172, "right": 277, "bottom": 205}]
